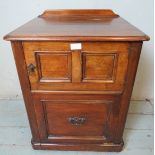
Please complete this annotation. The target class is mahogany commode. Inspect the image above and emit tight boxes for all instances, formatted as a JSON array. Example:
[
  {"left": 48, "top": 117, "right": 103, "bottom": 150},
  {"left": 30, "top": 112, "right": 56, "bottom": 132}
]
[{"left": 4, "top": 9, "right": 149, "bottom": 152}]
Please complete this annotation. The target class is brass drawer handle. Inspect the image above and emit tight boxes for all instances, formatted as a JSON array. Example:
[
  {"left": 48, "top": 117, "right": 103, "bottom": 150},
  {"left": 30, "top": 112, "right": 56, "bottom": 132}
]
[
  {"left": 68, "top": 116, "right": 86, "bottom": 126},
  {"left": 27, "top": 63, "right": 36, "bottom": 75}
]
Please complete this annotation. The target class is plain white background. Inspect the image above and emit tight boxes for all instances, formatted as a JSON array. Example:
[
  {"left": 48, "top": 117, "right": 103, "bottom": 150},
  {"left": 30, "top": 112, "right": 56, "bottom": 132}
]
[{"left": 0, "top": 0, "right": 154, "bottom": 100}]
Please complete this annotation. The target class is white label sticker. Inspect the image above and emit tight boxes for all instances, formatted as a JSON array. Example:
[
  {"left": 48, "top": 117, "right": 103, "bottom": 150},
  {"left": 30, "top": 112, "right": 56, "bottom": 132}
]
[{"left": 70, "top": 43, "right": 82, "bottom": 50}]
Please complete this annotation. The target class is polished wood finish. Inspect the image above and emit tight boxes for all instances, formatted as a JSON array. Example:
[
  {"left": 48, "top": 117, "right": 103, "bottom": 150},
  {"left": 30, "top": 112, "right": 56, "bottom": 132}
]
[
  {"left": 23, "top": 42, "right": 129, "bottom": 91},
  {"left": 40, "top": 9, "right": 119, "bottom": 18},
  {"left": 32, "top": 95, "right": 118, "bottom": 144},
  {"left": 4, "top": 10, "right": 149, "bottom": 41},
  {"left": 72, "top": 50, "right": 82, "bottom": 82},
  {"left": 4, "top": 10, "right": 149, "bottom": 152},
  {"left": 11, "top": 42, "right": 40, "bottom": 142},
  {"left": 36, "top": 52, "right": 71, "bottom": 82}
]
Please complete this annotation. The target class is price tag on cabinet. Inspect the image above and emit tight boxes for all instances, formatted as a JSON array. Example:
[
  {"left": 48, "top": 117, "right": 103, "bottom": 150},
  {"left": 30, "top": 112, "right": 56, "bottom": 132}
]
[{"left": 70, "top": 43, "right": 82, "bottom": 50}]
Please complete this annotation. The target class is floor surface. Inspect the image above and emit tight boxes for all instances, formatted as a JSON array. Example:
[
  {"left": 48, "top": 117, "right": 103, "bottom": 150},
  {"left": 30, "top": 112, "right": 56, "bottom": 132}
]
[{"left": 0, "top": 99, "right": 153, "bottom": 155}]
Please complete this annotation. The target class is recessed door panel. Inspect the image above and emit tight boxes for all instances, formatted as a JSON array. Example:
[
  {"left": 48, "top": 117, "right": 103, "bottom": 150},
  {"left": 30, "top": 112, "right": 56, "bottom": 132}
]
[
  {"left": 36, "top": 52, "right": 71, "bottom": 82},
  {"left": 82, "top": 53, "right": 117, "bottom": 82},
  {"left": 23, "top": 42, "right": 72, "bottom": 84}
]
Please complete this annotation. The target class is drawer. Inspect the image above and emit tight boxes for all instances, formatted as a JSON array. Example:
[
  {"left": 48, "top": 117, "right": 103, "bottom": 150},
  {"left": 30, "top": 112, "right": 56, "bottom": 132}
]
[
  {"left": 23, "top": 41, "right": 129, "bottom": 92},
  {"left": 32, "top": 94, "right": 120, "bottom": 144},
  {"left": 44, "top": 101, "right": 110, "bottom": 137}
]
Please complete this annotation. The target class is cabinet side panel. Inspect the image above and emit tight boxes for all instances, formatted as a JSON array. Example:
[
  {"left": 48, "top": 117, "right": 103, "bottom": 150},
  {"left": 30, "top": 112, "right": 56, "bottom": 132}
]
[
  {"left": 11, "top": 41, "right": 40, "bottom": 143},
  {"left": 113, "top": 42, "right": 143, "bottom": 143}
]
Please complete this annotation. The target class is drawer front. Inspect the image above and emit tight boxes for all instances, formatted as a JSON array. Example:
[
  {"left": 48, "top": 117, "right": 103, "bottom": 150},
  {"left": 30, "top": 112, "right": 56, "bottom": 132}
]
[
  {"left": 32, "top": 94, "right": 120, "bottom": 144},
  {"left": 44, "top": 101, "right": 110, "bottom": 137},
  {"left": 23, "top": 42, "right": 129, "bottom": 92}
]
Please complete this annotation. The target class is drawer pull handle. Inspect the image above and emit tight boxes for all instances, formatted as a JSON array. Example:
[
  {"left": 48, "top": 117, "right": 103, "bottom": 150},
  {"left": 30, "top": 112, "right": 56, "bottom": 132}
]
[
  {"left": 27, "top": 63, "right": 36, "bottom": 75},
  {"left": 68, "top": 116, "right": 86, "bottom": 126}
]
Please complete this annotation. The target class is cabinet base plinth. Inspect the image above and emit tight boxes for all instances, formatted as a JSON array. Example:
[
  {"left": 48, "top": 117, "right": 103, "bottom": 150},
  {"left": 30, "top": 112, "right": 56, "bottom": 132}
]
[{"left": 31, "top": 140, "right": 124, "bottom": 152}]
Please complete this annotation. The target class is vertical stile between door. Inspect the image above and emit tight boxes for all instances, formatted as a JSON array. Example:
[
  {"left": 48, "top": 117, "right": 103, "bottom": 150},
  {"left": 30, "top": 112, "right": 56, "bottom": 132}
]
[{"left": 71, "top": 50, "right": 82, "bottom": 82}]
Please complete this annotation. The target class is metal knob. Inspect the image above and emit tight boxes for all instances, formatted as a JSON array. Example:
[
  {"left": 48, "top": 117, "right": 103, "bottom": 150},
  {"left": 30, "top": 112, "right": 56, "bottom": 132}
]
[{"left": 68, "top": 116, "right": 86, "bottom": 126}]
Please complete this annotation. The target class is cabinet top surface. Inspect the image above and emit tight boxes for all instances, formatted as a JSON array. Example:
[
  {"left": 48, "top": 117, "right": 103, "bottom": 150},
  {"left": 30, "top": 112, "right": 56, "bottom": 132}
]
[{"left": 4, "top": 9, "right": 149, "bottom": 41}]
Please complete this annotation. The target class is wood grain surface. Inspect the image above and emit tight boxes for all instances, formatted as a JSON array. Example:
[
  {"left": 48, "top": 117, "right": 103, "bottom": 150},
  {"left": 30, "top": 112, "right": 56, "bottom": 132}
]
[
  {"left": 4, "top": 10, "right": 150, "bottom": 152},
  {"left": 4, "top": 10, "right": 149, "bottom": 41}
]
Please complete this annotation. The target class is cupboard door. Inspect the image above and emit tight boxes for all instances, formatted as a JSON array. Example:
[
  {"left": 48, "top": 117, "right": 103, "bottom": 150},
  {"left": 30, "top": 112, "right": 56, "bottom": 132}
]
[{"left": 23, "top": 42, "right": 129, "bottom": 92}]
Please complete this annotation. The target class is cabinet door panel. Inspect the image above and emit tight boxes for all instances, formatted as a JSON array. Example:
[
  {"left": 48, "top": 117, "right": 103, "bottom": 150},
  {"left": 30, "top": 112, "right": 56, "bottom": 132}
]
[
  {"left": 82, "top": 53, "right": 117, "bottom": 82},
  {"left": 36, "top": 52, "right": 71, "bottom": 82},
  {"left": 23, "top": 42, "right": 129, "bottom": 92},
  {"left": 23, "top": 42, "right": 72, "bottom": 84},
  {"left": 81, "top": 42, "right": 128, "bottom": 84}
]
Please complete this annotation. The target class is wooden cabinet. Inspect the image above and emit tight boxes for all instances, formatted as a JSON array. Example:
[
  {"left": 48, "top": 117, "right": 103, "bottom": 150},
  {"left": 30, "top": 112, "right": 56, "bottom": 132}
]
[{"left": 4, "top": 10, "right": 149, "bottom": 152}]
